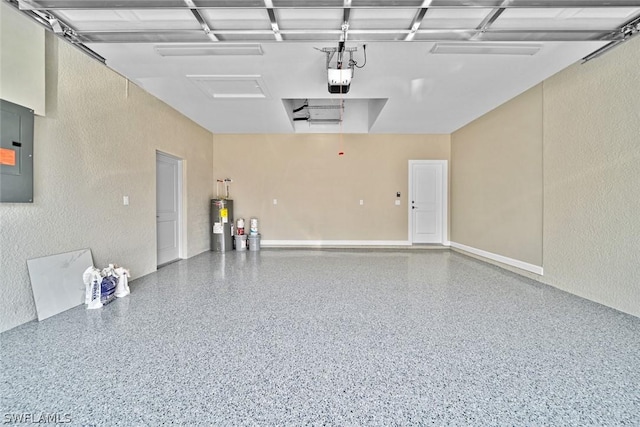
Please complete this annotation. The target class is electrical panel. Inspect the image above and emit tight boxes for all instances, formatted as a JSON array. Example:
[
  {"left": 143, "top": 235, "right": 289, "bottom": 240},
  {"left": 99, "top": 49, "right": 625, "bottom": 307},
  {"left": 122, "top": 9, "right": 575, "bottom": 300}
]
[{"left": 1, "top": 99, "right": 34, "bottom": 203}]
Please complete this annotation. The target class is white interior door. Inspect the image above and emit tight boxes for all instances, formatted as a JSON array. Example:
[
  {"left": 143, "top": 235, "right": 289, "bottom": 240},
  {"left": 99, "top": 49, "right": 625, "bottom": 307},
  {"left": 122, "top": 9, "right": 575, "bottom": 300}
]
[
  {"left": 409, "top": 160, "right": 447, "bottom": 244},
  {"left": 156, "top": 152, "right": 181, "bottom": 266}
]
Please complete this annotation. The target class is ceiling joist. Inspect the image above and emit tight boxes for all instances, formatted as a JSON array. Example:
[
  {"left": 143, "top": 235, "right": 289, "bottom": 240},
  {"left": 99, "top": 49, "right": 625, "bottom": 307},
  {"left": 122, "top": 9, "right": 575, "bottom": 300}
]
[
  {"left": 5, "top": 0, "right": 640, "bottom": 58},
  {"left": 264, "top": 0, "right": 283, "bottom": 41},
  {"left": 404, "top": 2, "right": 431, "bottom": 41},
  {"left": 13, "top": 0, "right": 640, "bottom": 9},
  {"left": 184, "top": 0, "right": 218, "bottom": 42}
]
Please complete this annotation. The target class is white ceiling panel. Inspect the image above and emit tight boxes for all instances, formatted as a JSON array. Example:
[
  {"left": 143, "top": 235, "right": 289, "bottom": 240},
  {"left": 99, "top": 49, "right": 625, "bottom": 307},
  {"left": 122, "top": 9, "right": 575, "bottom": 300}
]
[
  {"left": 421, "top": 9, "right": 495, "bottom": 29},
  {"left": 276, "top": 8, "right": 343, "bottom": 30},
  {"left": 218, "top": 33, "right": 278, "bottom": 42},
  {"left": 55, "top": 9, "right": 199, "bottom": 31},
  {"left": 188, "top": 75, "right": 270, "bottom": 99},
  {"left": 53, "top": 10, "right": 123, "bottom": 23},
  {"left": 572, "top": 7, "right": 640, "bottom": 19},
  {"left": 348, "top": 31, "right": 407, "bottom": 41},
  {"left": 201, "top": 9, "right": 272, "bottom": 31},
  {"left": 493, "top": 8, "right": 640, "bottom": 30},
  {"left": 349, "top": 9, "right": 416, "bottom": 30},
  {"left": 352, "top": 0, "right": 424, "bottom": 5}
]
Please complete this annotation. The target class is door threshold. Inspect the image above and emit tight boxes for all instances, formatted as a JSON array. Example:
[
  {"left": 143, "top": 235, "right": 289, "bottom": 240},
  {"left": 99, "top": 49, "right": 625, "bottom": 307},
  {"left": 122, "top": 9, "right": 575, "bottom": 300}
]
[{"left": 409, "top": 244, "right": 449, "bottom": 250}]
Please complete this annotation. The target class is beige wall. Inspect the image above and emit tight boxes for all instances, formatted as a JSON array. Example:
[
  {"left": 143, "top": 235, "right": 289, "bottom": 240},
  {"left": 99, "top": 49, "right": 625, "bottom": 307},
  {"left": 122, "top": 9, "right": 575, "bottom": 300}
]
[
  {"left": 451, "top": 85, "right": 543, "bottom": 266},
  {"left": 0, "top": 32, "right": 213, "bottom": 332},
  {"left": 0, "top": 3, "right": 46, "bottom": 115},
  {"left": 213, "top": 134, "right": 450, "bottom": 241},
  {"left": 450, "top": 36, "right": 640, "bottom": 317},
  {"left": 542, "top": 36, "right": 640, "bottom": 316}
]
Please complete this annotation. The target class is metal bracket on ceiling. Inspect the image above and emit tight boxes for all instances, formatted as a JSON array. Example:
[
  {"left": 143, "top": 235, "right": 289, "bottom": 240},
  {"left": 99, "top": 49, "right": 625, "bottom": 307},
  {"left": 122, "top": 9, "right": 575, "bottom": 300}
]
[
  {"left": 582, "top": 14, "right": 640, "bottom": 62},
  {"left": 184, "top": 0, "right": 218, "bottom": 42},
  {"left": 471, "top": 0, "right": 512, "bottom": 41},
  {"left": 264, "top": 0, "right": 283, "bottom": 41},
  {"left": 621, "top": 20, "right": 640, "bottom": 38},
  {"left": 320, "top": 46, "right": 358, "bottom": 69},
  {"left": 5, "top": 0, "right": 106, "bottom": 63},
  {"left": 405, "top": 0, "right": 432, "bottom": 41}
]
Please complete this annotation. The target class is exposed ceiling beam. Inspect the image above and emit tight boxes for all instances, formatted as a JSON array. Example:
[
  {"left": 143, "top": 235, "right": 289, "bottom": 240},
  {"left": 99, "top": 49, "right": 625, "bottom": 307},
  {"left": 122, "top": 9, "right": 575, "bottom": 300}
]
[
  {"left": 474, "top": 0, "right": 511, "bottom": 39},
  {"left": 71, "top": 28, "right": 624, "bottom": 43},
  {"left": 12, "top": 1, "right": 640, "bottom": 9},
  {"left": 6, "top": 0, "right": 632, "bottom": 45},
  {"left": 70, "top": 28, "right": 619, "bottom": 36},
  {"left": 264, "top": 0, "right": 283, "bottom": 41},
  {"left": 183, "top": 0, "right": 217, "bottom": 42},
  {"left": 5, "top": 0, "right": 106, "bottom": 62},
  {"left": 583, "top": 11, "right": 640, "bottom": 61},
  {"left": 405, "top": 1, "right": 432, "bottom": 41},
  {"left": 476, "top": 9, "right": 506, "bottom": 34}
]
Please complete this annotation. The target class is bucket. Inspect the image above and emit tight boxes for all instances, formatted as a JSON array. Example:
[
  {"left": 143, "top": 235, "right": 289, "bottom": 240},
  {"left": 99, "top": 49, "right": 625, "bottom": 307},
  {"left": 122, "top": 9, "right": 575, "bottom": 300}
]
[
  {"left": 250, "top": 217, "right": 259, "bottom": 235},
  {"left": 248, "top": 234, "right": 260, "bottom": 251},
  {"left": 234, "top": 235, "right": 247, "bottom": 251},
  {"left": 236, "top": 218, "right": 245, "bottom": 235}
]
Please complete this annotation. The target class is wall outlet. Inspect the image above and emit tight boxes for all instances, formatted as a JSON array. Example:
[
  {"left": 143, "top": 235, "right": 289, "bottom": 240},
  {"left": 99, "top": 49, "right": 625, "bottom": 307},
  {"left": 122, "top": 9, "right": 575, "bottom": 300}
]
[
  {"left": 123, "top": 196, "right": 129, "bottom": 206},
  {"left": 395, "top": 200, "right": 401, "bottom": 206},
  {"left": 273, "top": 199, "right": 278, "bottom": 205},
  {"left": 359, "top": 199, "right": 364, "bottom": 205}
]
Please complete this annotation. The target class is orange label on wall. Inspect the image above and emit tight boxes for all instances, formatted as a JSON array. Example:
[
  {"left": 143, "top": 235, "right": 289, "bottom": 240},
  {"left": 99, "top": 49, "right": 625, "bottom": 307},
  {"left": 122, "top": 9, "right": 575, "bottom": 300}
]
[{"left": 0, "top": 148, "right": 16, "bottom": 166}]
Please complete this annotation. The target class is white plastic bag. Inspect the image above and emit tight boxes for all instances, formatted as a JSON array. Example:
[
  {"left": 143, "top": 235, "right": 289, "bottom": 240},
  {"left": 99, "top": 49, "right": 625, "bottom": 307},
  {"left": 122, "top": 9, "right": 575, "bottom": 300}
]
[
  {"left": 114, "top": 266, "right": 130, "bottom": 298},
  {"left": 99, "top": 264, "right": 118, "bottom": 306},
  {"left": 83, "top": 263, "right": 130, "bottom": 310},
  {"left": 82, "top": 266, "right": 103, "bottom": 310}
]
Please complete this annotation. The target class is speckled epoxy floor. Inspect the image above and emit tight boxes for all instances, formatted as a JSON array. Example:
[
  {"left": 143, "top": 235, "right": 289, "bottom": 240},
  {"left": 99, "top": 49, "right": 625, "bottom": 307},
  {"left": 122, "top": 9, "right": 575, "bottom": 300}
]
[{"left": 2, "top": 249, "right": 640, "bottom": 426}]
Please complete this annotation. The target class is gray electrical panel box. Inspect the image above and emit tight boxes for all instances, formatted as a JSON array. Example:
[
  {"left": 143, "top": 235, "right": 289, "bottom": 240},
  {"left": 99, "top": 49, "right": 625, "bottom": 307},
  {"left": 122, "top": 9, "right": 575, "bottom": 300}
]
[{"left": 1, "top": 99, "right": 34, "bottom": 203}]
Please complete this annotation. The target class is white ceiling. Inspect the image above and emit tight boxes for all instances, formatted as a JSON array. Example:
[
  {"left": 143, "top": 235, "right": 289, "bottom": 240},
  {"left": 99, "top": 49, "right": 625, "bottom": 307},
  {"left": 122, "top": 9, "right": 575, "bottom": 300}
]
[{"left": 8, "top": 0, "right": 640, "bottom": 134}]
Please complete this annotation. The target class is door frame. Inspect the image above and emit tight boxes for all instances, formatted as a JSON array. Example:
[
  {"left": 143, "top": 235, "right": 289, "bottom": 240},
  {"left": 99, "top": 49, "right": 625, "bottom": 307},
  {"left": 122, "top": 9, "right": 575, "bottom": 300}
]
[
  {"left": 408, "top": 160, "right": 448, "bottom": 245},
  {"left": 156, "top": 150, "right": 185, "bottom": 265}
]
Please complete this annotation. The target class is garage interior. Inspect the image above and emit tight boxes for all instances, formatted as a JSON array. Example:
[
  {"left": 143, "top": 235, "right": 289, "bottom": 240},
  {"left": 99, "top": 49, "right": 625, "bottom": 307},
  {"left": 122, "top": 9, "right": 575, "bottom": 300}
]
[{"left": 1, "top": 1, "right": 639, "bottom": 424}]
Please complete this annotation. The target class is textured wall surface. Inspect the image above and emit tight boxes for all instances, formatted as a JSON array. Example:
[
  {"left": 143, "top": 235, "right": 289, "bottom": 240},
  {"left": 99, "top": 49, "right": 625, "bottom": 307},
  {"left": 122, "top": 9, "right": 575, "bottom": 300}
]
[
  {"left": 542, "top": 36, "right": 640, "bottom": 317},
  {"left": 0, "top": 3, "right": 46, "bottom": 115},
  {"left": 213, "top": 134, "right": 450, "bottom": 241},
  {"left": 0, "top": 33, "right": 213, "bottom": 332},
  {"left": 451, "top": 85, "right": 543, "bottom": 266}
]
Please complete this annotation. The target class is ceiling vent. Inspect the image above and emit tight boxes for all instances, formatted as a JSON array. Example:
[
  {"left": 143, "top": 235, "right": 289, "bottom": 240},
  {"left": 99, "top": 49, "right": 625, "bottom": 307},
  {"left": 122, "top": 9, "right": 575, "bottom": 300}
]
[
  {"left": 155, "top": 43, "right": 263, "bottom": 57},
  {"left": 188, "top": 75, "right": 269, "bottom": 99},
  {"left": 430, "top": 42, "right": 542, "bottom": 56}
]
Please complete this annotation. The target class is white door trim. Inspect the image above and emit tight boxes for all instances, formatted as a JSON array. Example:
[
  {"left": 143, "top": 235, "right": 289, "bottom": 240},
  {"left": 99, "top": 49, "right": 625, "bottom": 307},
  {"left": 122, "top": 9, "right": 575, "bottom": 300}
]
[
  {"left": 156, "top": 150, "right": 184, "bottom": 265},
  {"left": 408, "top": 160, "right": 448, "bottom": 245}
]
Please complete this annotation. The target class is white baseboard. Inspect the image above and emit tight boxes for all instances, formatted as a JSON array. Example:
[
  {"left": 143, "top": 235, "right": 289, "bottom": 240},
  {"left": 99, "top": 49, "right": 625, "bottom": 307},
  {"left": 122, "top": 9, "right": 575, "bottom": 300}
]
[
  {"left": 261, "top": 240, "right": 411, "bottom": 247},
  {"left": 450, "top": 242, "right": 543, "bottom": 276}
]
